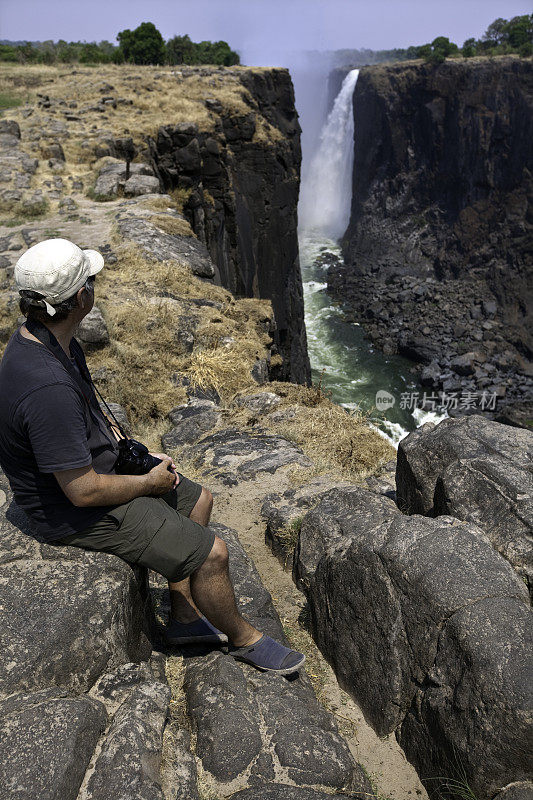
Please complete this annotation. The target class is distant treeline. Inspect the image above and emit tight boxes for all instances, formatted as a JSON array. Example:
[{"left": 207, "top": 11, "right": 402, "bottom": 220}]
[
  {"left": 0, "top": 22, "right": 240, "bottom": 66},
  {"left": 333, "top": 14, "right": 533, "bottom": 65},
  {"left": 0, "top": 15, "right": 530, "bottom": 68}
]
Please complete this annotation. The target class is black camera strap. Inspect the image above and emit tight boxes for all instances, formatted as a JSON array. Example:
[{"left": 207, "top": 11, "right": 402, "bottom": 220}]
[{"left": 24, "top": 318, "right": 128, "bottom": 443}]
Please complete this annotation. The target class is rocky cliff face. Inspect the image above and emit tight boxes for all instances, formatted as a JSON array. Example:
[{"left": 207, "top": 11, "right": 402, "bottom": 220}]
[
  {"left": 269, "top": 415, "right": 533, "bottom": 800},
  {"left": 147, "top": 68, "right": 310, "bottom": 384},
  {"left": 329, "top": 56, "right": 532, "bottom": 426},
  {"left": 0, "top": 64, "right": 310, "bottom": 385}
]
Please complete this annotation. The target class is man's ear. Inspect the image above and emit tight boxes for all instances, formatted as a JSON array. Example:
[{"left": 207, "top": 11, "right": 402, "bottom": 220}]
[{"left": 77, "top": 285, "right": 88, "bottom": 309}]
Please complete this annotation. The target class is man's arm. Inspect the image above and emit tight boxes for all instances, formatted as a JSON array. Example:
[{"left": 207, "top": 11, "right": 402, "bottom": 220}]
[{"left": 54, "top": 457, "right": 176, "bottom": 507}]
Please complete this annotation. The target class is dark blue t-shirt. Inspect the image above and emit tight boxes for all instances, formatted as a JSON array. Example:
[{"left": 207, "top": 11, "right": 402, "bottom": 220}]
[{"left": 0, "top": 328, "right": 119, "bottom": 540}]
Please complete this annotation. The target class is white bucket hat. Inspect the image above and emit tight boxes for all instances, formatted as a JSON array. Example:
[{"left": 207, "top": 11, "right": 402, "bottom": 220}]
[{"left": 15, "top": 238, "right": 104, "bottom": 316}]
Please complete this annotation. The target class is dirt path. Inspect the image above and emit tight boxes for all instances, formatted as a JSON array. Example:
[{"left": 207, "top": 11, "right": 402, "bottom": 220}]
[{"left": 206, "top": 468, "right": 428, "bottom": 800}]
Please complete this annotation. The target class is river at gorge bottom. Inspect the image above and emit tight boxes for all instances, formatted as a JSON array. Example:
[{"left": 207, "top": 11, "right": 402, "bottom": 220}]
[{"left": 300, "top": 232, "right": 446, "bottom": 446}]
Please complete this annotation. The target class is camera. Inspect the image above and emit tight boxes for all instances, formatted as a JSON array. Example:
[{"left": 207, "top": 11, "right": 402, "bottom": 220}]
[{"left": 114, "top": 438, "right": 163, "bottom": 475}]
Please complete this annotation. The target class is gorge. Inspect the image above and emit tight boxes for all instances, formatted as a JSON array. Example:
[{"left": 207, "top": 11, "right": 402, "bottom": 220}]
[
  {"left": 326, "top": 55, "right": 533, "bottom": 428},
  {"left": 0, "top": 54, "right": 531, "bottom": 800}
]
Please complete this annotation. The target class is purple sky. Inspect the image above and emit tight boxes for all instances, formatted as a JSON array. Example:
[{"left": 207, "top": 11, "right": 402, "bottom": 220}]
[{"left": 1, "top": 0, "right": 531, "bottom": 60}]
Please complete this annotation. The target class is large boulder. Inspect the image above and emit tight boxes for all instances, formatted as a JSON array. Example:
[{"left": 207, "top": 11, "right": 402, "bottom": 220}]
[
  {"left": 181, "top": 524, "right": 371, "bottom": 795},
  {"left": 396, "top": 415, "right": 533, "bottom": 592},
  {"left": 93, "top": 160, "right": 155, "bottom": 199},
  {"left": 94, "top": 171, "right": 120, "bottom": 198},
  {"left": 0, "top": 689, "right": 107, "bottom": 800},
  {"left": 398, "top": 596, "right": 532, "bottom": 800},
  {"left": 162, "top": 400, "right": 220, "bottom": 448},
  {"left": 40, "top": 141, "right": 65, "bottom": 161},
  {"left": 493, "top": 783, "right": 533, "bottom": 800},
  {"left": 124, "top": 174, "right": 161, "bottom": 197},
  {"left": 76, "top": 305, "right": 109, "bottom": 350},
  {"left": 298, "top": 486, "right": 532, "bottom": 800},
  {"left": 174, "top": 139, "right": 201, "bottom": 173},
  {"left": 230, "top": 789, "right": 355, "bottom": 800},
  {"left": 0, "top": 467, "right": 173, "bottom": 799},
  {"left": 236, "top": 391, "right": 281, "bottom": 416},
  {"left": 84, "top": 663, "right": 171, "bottom": 800},
  {"left": 0, "top": 526, "right": 151, "bottom": 697},
  {"left": 116, "top": 216, "right": 215, "bottom": 279},
  {"left": 0, "top": 119, "right": 21, "bottom": 138},
  {"left": 293, "top": 485, "right": 397, "bottom": 589}
]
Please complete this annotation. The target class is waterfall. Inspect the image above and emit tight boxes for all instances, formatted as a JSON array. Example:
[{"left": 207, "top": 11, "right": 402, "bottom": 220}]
[{"left": 299, "top": 68, "right": 359, "bottom": 240}]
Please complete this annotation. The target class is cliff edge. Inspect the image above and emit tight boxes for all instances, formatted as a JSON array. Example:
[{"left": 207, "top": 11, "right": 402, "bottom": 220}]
[
  {"left": 329, "top": 56, "right": 533, "bottom": 427},
  {"left": 0, "top": 63, "right": 310, "bottom": 383}
]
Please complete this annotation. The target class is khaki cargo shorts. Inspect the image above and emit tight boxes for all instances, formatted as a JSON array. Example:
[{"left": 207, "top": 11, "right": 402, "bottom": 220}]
[{"left": 55, "top": 473, "right": 215, "bottom": 582}]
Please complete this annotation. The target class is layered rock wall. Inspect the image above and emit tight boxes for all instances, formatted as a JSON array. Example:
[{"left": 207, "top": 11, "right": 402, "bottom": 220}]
[
  {"left": 148, "top": 68, "right": 310, "bottom": 384},
  {"left": 329, "top": 57, "right": 533, "bottom": 425},
  {"left": 343, "top": 57, "right": 532, "bottom": 292}
]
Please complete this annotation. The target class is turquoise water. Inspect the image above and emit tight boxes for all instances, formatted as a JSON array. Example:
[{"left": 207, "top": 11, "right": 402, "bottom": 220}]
[{"left": 300, "top": 233, "right": 446, "bottom": 445}]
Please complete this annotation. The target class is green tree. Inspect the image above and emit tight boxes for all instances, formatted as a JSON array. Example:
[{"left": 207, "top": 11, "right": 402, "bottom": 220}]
[
  {"left": 405, "top": 45, "right": 420, "bottom": 59},
  {"left": 15, "top": 42, "right": 37, "bottom": 63},
  {"left": 166, "top": 33, "right": 240, "bottom": 65},
  {"left": 462, "top": 37, "right": 477, "bottom": 57},
  {"left": 483, "top": 17, "right": 508, "bottom": 45},
  {"left": 432, "top": 36, "right": 458, "bottom": 55},
  {"left": 418, "top": 36, "right": 459, "bottom": 64},
  {"left": 211, "top": 40, "right": 240, "bottom": 65},
  {"left": 117, "top": 22, "right": 165, "bottom": 65},
  {"left": 166, "top": 34, "right": 195, "bottom": 64},
  {"left": 79, "top": 42, "right": 108, "bottom": 64},
  {"left": 57, "top": 41, "right": 77, "bottom": 63},
  {"left": 99, "top": 40, "right": 115, "bottom": 58},
  {"left": 504, "top": 14, "right": 533, "bottom": 49},
  {"left": 0, "top": 44, "right": 18, "bottom": 62},
  {"left": 416, "top": 43, "right": 432, "bottom": 59},
  {"left": 112, "top": 47, "right": 125, "bottom": 64},
  {"left": 117, "top": 28, "right": 134, "bottom": 61}
]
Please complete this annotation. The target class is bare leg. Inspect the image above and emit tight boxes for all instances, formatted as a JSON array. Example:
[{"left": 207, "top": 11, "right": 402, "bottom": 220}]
[
  {"left": 190, "top": 535, "right": 262, "bottom": 647},
  {"left": 169, "top": 487, "right": 214, "bottom": 623},
  {"left": 189, "top": 487, "right": 213, "bottom": 527}
]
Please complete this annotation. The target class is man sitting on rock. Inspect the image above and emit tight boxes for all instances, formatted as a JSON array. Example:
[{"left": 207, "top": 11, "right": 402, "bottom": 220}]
[{"left": 0, "top": 238, "right": 305, "bottom": 676}]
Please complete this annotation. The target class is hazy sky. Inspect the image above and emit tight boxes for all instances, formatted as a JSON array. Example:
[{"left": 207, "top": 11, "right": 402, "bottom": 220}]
[{"left": 1, "top": 0, "right": 531, "bottom": 61}]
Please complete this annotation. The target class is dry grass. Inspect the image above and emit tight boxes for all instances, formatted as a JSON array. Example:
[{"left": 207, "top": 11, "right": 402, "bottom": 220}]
[
  {"left": 149, "top": 214, "right": 194, "bottom": 238},
  {"left": 86, "top": 246, "right": 273, "bottom": 427},
  {"left": 0, "top": 199, "right": 50, "bottom": 225},
  {"left": 274, "top": 516, "right": 304, "bottom": 567},
  {"left": 0, "top": 63, "right": 284, "bottom": 173},
  {"left": 0, "top": 300, "right": 21, "bottom": 357},
  {"left": 276, "top": 402, "right": 393, "bottom": 477},
  {"left": 141, "top": 187, "right": 192, "bottom": 214},
  {"left": 230, "top": 380, "right": 395, "bottom": 481}
]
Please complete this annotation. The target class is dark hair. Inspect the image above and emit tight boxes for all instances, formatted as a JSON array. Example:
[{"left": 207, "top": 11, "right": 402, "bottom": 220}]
[{"left": 19, "top": 276, "right": 94, "bottom": 323}]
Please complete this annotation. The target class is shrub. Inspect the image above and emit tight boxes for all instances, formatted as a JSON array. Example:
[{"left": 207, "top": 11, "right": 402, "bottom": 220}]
[
  {"left": 462, "top": 38, "right": 477, "bottom": 58},
  {"left": 117, "top": 22, "right": 166, "bottom": 65}
]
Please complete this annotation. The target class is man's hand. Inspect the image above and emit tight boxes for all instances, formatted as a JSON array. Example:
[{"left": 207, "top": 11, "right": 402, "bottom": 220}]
[
  {"left": 150, "top": 453, "right": 180, "bottom": 488},
  {"left": 145, "top": 456, "right": 178, "bottom": 495}
]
